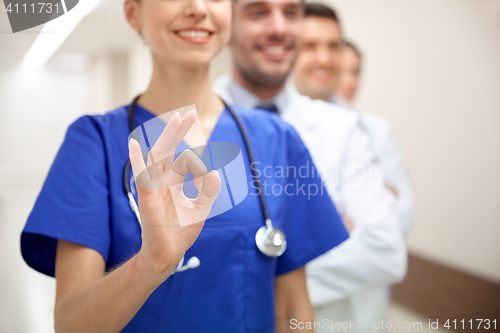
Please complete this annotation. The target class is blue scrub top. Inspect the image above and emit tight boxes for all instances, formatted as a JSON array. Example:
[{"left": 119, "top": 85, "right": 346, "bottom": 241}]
[{"left": 21, "top": 104, "right": 349, "bottom": 332}]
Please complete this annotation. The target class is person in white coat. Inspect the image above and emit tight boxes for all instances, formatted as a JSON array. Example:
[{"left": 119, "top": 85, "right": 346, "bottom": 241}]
[
  {"left": 214, "top": 0, "right": 408, "bottom": 331},
  {"left": 335, "top": 40, "right": 415, "bottom": 236},
  {"left": 292, "top": 3, "right": 415, "bottom": 331}
]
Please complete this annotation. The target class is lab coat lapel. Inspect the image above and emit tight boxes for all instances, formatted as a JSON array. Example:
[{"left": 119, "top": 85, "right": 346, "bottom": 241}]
[{"left": 283, "top": 84, "right": 332, "bottom": 151}]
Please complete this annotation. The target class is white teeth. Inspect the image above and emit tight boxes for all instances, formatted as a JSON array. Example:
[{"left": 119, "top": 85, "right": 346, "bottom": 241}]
[
  {"left": 178, "top": 30, "right": 210, "bottom": 38},
  {"left": 265, "top": 46, "right": 285, "bottom": 55}
]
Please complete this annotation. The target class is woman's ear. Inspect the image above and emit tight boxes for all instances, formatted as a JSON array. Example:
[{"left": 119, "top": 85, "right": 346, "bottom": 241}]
[{"left": 124, "top": 0, "right": 142, "bottom": 33}]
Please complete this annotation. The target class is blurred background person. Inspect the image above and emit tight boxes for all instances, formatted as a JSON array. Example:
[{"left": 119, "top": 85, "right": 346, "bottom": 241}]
[
  {"left": 338, "top": 39, "right": 415, "bottom": 236},
  {"left": 293, "top": 3, "right": 414, "bottom": 237},
  {"left": 292, "top": 3, "right": 415, "bottom": 332},
  {"left": 214, "top": 1, "right": 407, "bottom": 332},
  {"left": 336, "top": 40, "right": 361, "bottom": 104},
  {"left": 293, "top": 3, "right": 342, "bottom": 102}
]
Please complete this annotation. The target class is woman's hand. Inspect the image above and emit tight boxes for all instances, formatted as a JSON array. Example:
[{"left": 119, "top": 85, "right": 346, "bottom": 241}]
[{"left": 128, "top": 110, "right": 221, "bottom": 276}]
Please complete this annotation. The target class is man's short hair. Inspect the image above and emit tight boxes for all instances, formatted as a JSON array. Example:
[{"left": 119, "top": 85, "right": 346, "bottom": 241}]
[{"left": 304, "top": 3, "right": 339, "bottom": 24}]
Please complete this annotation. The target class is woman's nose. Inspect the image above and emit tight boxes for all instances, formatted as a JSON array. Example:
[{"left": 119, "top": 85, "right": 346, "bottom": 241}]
[{"left": 183, "top": 0, "right": 208, "bottom": 19}]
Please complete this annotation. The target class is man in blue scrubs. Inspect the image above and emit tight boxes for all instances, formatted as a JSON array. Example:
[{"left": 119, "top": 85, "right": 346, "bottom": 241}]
[{"left": 21, "top": 100, "right": 349, "bottom": 332}]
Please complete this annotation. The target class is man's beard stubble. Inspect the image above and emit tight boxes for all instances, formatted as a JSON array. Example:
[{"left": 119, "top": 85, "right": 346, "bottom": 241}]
[
  {"left": 235, "top": 59, "right": 294, "bottom": 92},
  {"left": 232, "top": 36, "right": 297, "bottom": 92}
]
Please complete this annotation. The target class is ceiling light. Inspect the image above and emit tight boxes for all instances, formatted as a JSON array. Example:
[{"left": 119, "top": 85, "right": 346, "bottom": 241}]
[{"left": 20, "top": 0, "right": 100, "bottom": 70}]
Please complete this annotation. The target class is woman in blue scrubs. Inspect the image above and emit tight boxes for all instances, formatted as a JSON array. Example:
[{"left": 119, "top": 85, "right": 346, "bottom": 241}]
[{"left": 20, "top": 0, "right": 349, "bottom": 332}]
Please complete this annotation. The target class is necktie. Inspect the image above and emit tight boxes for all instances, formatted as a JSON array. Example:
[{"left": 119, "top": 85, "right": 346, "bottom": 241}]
[{"left": 256, "top": 104, "right": 279, "bottom": 114}]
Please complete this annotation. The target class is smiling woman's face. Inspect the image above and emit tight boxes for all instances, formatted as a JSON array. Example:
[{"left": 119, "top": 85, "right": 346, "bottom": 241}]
[{"left": 125, "top": 0, "right": 231, "bottom": 68}]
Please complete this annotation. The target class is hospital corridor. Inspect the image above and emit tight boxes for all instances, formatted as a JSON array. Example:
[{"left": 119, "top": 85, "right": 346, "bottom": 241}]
[{"left": 0, "top": 0, "right": 499, "bottom": 332}]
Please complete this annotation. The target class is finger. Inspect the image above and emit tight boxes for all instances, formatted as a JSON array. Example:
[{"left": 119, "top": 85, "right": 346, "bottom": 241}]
[
  {"left": 147, "top": 112, "right": 181, "bottom": 168},
  {"left": 162, "top": 109, "right": 198, "bottom": 169},
  {"left": 168, "top": 149, "right": 208, "bottom": 198},
  {"left": 171, "top": 109, "right": 198, "bottom": 150},
  {"left": 147, "top": 110, "right": 197, "bottom": 173},
  {"left": 172, "top": 149, "right": 208, "bottom": 183},
  {"left": 194, "top": 170, "right": 221, "bottom": 209},
  {"left": 129, "top": 138, "right": 152, "bottom": 190},
  {"left": 146, "top": 151, "right": 166, "bottom": 190}
]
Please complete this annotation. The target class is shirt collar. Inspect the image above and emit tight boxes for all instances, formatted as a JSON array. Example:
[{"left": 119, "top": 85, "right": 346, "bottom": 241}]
[
  {"left": 214, "top": 75, "right": 321, "bottom": 130},
  {"left": 329, "top": 96, "right": 340, "bottom": 105},
  {"left": 222, "top": 75, "right": 290, "bottom": 114},
  {"left": 329, "top": 94, "right": 354, "bottom": 110}
]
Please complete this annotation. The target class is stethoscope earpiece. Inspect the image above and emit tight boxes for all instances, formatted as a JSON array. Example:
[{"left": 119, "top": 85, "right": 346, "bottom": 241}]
[{"left": 172, "top": 256, "right": 200, "bottom": 274}]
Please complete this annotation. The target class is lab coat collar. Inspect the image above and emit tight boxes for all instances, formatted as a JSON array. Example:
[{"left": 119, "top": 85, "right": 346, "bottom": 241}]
[
  {"left": 329, "top": 95, "right": 354, "bottom": 110},
  {"left": 281, "top": 83, "right": 320, "bottom": 130}
]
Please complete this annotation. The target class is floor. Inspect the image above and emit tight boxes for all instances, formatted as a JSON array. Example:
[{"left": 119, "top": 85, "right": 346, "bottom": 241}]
[{"left": 387, "top": 302, "right": 447, "bottom": 332}]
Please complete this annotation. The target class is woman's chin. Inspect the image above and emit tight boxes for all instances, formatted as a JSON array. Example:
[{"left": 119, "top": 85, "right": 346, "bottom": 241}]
[
  {"left": 181, "top": 58, "right": 212, "bottom": 70},
  {"left": 160, "top": 52, "right": 218, "bottom": 70}
]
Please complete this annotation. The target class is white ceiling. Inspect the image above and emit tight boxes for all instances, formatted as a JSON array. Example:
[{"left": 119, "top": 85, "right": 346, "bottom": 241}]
[
  {"left": 0, "top": 0, "right": 138, "bottom": 69},
  {"left": 56, "top": 0, "right": 138, "bottom": 54},
  {"left": 1, "top": 0, "right": 499, "bottom": 69},
  {"left": 0, "top": 5, "right": 43, "bottom": 66}
]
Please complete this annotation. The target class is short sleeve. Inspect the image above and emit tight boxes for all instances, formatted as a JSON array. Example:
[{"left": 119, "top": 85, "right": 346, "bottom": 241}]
[
  {"left": 275, "top": 127, "right": 349, "bottom": 275},
  {"left": 21, "top": 116, "right": 111, "bottom": 277}
]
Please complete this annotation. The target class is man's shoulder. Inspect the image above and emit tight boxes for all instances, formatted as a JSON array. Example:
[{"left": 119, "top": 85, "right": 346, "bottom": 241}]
[
  {"left": 361, "top": 111, "right": 394, "bottom": 136},
  {"left": 285, "top": 88, "right": 360, "bottom": 130},
  {"left": 232, "top": 104, "right": 298, "bottom": 135},
  {"left": 231, "top": 104, "right": 309, "bottom": 156}
]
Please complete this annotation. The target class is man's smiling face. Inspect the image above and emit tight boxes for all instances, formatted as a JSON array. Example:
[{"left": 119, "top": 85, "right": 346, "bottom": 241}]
[{"left": 229, "top": 0, "right": 303, "bottom": 90}]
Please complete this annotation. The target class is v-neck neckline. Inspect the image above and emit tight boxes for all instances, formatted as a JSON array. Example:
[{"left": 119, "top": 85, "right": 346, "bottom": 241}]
[{"left": 133, "top": 103, "right": 229, "bottom": 152}]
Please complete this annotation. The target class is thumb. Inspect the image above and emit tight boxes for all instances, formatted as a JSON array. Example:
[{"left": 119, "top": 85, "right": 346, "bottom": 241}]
[{"left": 194, "top": 170, "right": 221, "bottom": 208}]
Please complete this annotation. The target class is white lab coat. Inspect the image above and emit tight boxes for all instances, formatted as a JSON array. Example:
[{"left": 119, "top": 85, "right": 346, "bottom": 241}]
[
  {"left": 214, "top": 76, "right": 408, "bottom": 333},
  {"left": 330, "top": 97, "right": 415, "bottom": 236},
  {"left": 359, "top": 112, "right": 415, "bottom": 236}
]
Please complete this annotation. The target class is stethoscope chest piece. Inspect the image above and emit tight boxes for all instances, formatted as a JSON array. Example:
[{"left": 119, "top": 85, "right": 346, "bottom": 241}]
[{"left": 255, "top": 221, "right": 287, "bottom": 257}]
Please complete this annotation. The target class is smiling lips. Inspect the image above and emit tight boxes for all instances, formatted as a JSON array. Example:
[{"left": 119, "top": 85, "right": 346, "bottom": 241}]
[
  {"left": 308, "top": 68, "right": 334, "bottom": 82},
  {"left": 259, "top": 45, "right": 291, "bottom": 61},
  {"left": 175, "top": 28, "right": 213, "bottom": 44}
]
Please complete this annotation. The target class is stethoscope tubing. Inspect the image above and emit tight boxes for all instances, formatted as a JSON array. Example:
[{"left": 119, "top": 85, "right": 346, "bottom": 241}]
[{"left": 123, "top": 95, "right": 286, "bottom": 258}]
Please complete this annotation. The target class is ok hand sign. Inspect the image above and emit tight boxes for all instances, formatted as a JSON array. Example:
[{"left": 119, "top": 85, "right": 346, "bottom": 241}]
[{"left": 128, "top": 109, "right": 221, "bottom": 276}]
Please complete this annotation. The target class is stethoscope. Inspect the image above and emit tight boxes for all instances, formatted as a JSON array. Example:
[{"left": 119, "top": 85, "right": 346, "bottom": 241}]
[{"left": 123, "top": 95, "right": 287, "bottom": 273}]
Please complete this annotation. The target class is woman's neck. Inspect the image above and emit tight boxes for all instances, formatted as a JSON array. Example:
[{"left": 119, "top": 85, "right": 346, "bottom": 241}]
[
  {"left": 138, "top": 57, "right": 223, "bottom": 120},
  {"left": 138, "top": 56, "right": 224, "bottom": 141}
]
